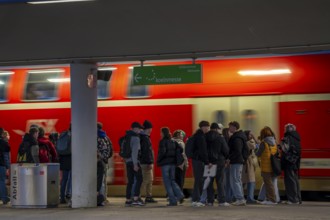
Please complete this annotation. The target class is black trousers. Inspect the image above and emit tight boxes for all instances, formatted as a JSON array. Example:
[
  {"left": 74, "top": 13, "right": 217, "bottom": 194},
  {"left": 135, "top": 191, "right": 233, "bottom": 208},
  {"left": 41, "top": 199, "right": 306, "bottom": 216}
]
[
  {"left": 192, "top": 159, "right": 204, "bottom": 202},
  {"left": 175, "top": 166, "right": 187, "bottom": 190},
  {"left": 206, "top": 163, "right": 226, "bottom": 204},
  {"left": 284, "top": 168, "right": 301, "bottom": 203},
  {"left": 126, "top": 162, "right": 143, "bottom": 200}
]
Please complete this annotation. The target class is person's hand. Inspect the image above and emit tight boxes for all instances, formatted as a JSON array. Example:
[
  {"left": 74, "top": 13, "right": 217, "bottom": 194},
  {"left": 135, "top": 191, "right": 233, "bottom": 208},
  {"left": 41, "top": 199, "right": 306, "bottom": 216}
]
[{"left": 134, "top": 165, "right": 139, "bottom": 172}]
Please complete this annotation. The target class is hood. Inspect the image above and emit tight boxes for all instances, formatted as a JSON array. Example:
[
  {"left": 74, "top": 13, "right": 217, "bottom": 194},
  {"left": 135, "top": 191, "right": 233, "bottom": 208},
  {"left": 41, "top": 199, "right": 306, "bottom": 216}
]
[
  {"left": 38, "top": 136, "right": 49, "bottom": 145},
  {"left": 285, "top": 131, "right": 301, "bottom": 142},
  {"left": 126, "top": 130, "right": 138, "bottom": 136},
  {"left": 194, "top": 129, "right": 205, "bottom": 136},
  {"left": 172, "top": 137, "right": 184, "bottom": 145},
  {"left": 139, "top": 131, "right": 149, "bottom": 137},
  {"left": 232, "top": 130, "right": 247, "bottom": 141},
  {"left": 205, "top": 130, "right": 219, "bottom": 142},
  {"left": 264, "top": 136, "right": 276, "bottom": 146},
  {"left": 98, "top": 129, "right": 107, "bottom": 138}
]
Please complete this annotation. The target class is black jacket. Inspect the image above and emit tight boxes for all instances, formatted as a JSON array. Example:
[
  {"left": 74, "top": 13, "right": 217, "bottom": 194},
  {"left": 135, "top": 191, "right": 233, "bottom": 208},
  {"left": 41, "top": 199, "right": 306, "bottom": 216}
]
[
  {"left": 59, "top": 154, "right": 72, "bottom": 170},
  {"left": 140, "top": 132, "right": 154, "bottom": 165},
  {"left": 0, "top": 138, "right": 10, "bottom": 167},
  {"left": 282, "top": 131, "right": 301, "bottom": 170},
  {"left": 228, "top": 130, "right": 247, "bottom": 164},
  {"left": 205, "top": 130, "right": 229, "bottom": 165},
  {"left": 192, "top": 129, "right": 209, "bottom": 164},
  {"left": 157, "top": 138, "right": 182, "bottom": 166}
]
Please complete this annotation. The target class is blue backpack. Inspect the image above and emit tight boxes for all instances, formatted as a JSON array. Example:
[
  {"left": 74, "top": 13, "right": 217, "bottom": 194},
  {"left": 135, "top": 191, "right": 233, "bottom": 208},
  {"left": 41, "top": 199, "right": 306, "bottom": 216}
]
[{"left": 56, "top": 131, "right": 71, "bottom": 156}]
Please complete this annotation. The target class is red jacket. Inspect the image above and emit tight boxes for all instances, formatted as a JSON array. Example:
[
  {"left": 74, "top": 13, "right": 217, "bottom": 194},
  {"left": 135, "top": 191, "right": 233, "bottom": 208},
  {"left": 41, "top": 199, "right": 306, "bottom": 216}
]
[{"left": 38, "top": 137, "right": 58, "bottom": 163}]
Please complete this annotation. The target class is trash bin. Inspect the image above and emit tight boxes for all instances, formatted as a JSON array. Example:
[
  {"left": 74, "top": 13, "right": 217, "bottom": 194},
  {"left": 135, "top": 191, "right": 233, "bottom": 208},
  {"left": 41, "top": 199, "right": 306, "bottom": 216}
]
[{"left": 11, "top": 163, "right": 60, "bottom": 208}]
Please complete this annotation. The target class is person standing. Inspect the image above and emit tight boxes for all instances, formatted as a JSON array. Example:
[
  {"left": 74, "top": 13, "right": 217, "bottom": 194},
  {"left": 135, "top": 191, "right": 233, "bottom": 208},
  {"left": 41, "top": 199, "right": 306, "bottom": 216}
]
[
  {"left": 0, "top": 129, "right": 10, "bottom": 204},
  {"left": 281, "top": 123, "right": 302, "bottom": 204},
  {"left": 17, "top": 127, "right": 39, "bottom": 163},
  {"left": 228, "top": 121, "right": 246, "bottom": 206},
  {"left": 190, "top": 120, "right": 210, "bottom": 207},
  {"left": 157, "top": 127, "right": 184, "bottom": 206},
  {"left": 242, "top": 130, "right": 258, "bottom": 204},
  {"left": 172, "top": 129, "right": 188, "bottom": 191},
  {"left": 124, "top": 122, "right": 144, "bottom": 206},
  {"left": 140, "top": 120, "right": 157, "bottom": 203},
  {"left": 37, "top": 127, "right": 58, "bottom": 163},
  {"left": 255, "top": 126, "right": 278, "bottom": 205}
]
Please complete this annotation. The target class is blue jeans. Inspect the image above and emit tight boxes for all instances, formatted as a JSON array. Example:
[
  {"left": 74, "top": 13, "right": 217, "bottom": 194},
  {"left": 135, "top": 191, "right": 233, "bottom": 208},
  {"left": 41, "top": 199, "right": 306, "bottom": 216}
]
[
  {"left": 224, "top": 166, "right": 233, "bottom": 202},
  {"left": 0, "top": 166, "right": 9, "bottom": 203},
  {"left": 230, "top": 164, "right": 244, "bottom": 201},
  {"left": 61, "top": 170, "right": 72, "bottom": 200},
  {"left": 246, "top": 182, "right": 256, "bottom": 202},
  {"left": 161, "top": 165, "right": 184, "bottom": 205},
  {"left": 258, "top": 177, "right": 280, "bottom": 202}
]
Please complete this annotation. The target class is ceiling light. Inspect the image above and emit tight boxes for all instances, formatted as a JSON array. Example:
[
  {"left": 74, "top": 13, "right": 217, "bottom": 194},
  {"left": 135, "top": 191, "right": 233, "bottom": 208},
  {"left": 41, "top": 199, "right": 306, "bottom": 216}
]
[
  {"left": 27, "top": 0, "right": 95, "bottom": 4},
  {"left": 238, "top": 69, "right": 291, "bottom": 76},
  {"left": 29, "top": 69, "right": 65, "bottom": 74},
  {"left": 0, "top": 81, "right": 4, "bottom": 85},
  {"left": 129, "top": 65, "right": 154, "bottom": 70},
  {"left": 47, "top": 78, "right": 70, "bottom": 83},
  {"left": 97, "top": 67, "right": 117, "bottom": 71},
  {"left": 0, "top": 71, "right": 14, "bottom": 75}
]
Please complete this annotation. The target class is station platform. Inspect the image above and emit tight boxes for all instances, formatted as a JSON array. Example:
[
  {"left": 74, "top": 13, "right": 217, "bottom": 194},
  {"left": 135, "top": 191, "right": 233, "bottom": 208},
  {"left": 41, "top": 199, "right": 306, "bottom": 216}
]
[{"left": 1, "top": 197, "right": 330, "bottom": 220}]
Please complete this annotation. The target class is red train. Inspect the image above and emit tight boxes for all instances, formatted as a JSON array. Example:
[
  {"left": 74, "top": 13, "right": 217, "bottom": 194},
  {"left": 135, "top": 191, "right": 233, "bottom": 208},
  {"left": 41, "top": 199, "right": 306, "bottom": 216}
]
[{"left": 0, "top": 53, "right": 329, "bottom": 195}]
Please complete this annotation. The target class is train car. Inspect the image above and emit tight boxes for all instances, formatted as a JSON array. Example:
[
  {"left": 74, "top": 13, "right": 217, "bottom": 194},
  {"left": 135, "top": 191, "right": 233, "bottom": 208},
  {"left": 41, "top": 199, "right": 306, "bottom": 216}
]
[{"left": 0, "top": 53, "right": 329, "bottom": 198}]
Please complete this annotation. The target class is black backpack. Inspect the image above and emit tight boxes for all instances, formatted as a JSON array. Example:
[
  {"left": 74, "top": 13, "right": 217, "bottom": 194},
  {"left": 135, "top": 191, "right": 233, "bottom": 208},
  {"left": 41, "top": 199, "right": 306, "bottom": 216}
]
[
  {"left": 118, "top": 135, "right": 132, "bottom": 159},
  {"left": 56, "top": 131, "right": 71, "bottom": 156},
  {"left": 17, "top": 141, "right": 33, "bottom": 163},
  {"left": 185, "top": 136, "right": 196, "bottom": 159}
]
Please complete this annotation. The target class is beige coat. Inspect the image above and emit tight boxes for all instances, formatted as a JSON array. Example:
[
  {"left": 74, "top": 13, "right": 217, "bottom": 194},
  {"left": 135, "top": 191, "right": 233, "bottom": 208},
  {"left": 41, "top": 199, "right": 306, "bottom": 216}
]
[{"left": 242, "top": 139, "right": 257, "bottom": 183}]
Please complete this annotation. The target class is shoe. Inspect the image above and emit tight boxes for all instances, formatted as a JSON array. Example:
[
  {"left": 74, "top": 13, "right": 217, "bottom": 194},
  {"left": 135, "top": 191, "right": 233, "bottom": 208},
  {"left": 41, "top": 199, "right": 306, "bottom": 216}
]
[
  {"left": 192, "top": 202, "right": 205, "bottom": 207},
  {"left": 2, "top": 198, "right": 10, "bottom": 205},
  {"left": 167, "top": 203, "right": 177, "bottom": 206},
  {"left": 219, "top": 202, "right": 230, "bottom": 207},
  {"left": 145, "top": 197, "right": 157, "bottom": 203},
  {"left": 60, "top": 199, "right": 66, "bottom": 204},
  {"left": 231, "top": 200, "right": 246, "bottom": 206},
  {"left": 97, "top": 202, "right": 105, "bottom": 206},
  {"left": 246, "top": 200, "right": 258, "bottom": 204},
  {"left": 206, "top": 203, "right": 214, "bottom": 206},
  {"left": 178, "top": 197, "right": 184, "bottom": 204},
  {"left": 125, "top": 200, "right": 133, "bottom": 207},
  {"left": 65, "top": 194, "right": 71, "bottom": 199},
  {"left": 260, "top": 200, "right": 277, "bottom": 205},
  {"left": 132, "top": 199, "right": 145, "bottom": 206},
  {"left": 285, "top": 201, "right": 299, "bottom": 205}
]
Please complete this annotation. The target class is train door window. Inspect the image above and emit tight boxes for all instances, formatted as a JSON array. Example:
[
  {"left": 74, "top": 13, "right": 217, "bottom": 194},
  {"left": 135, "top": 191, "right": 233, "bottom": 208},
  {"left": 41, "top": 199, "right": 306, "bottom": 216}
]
[
  {"left": 242, "top": 109, "right": 257, "bottom": 131},
  {"left": 24, "top": 69, "right": 63, "bottom": 101},
  {"left": 214, "top": 110, "right": 227, "bottom": 125},
  {"left": 0, "top": 71, "right": 13, "bottom": 102},
  {"left": 127, "top": 67, "right": 149, "bottom": 98}
]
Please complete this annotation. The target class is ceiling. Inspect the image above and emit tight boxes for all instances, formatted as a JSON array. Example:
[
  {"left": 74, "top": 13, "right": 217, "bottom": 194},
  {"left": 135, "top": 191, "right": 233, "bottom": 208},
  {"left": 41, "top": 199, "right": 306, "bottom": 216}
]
[{"left": 0, "top": 0, "right": 330, "bottom": 66}]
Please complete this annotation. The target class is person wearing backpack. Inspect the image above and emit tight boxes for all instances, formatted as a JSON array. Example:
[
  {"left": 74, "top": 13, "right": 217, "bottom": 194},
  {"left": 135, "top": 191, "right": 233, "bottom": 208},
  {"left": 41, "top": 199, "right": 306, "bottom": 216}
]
[
  {"left": 124, "top": 122, "right": 144, "bottom": 206},
  {"left": 190, "top": 120, "right": 210, "bottom": 207},
  {"left": 281, "top": 123, "right": 302, "bottom": 205},
  {"left": 97, "top": 122, "right": 113, "bottom": 203},
  {"left": 17, "top": 127, "right": 40, "bottom": 163},
  {"left": 0, "top": 129, "right": 10, "bottom": 205},
  {"left": 37, "top": 127, "right": 58, "bottom": 163},
  {"left": 157, "top": 127, "right": 184, "bottom": 206},
  {"left": 172, "top": 129, "right": 188, "bottom": 191},
  {"left": 227, "top": 121, "right": 246, "bottom": 206},
  {"left": 58, "top": 125, "right": 72, "bottom": 204},
  {"left": 255, "top": 126, "right": 278, "bottom": 205},
  {"left": 139, "top": 120, "right": 157, "bottom": 203}
]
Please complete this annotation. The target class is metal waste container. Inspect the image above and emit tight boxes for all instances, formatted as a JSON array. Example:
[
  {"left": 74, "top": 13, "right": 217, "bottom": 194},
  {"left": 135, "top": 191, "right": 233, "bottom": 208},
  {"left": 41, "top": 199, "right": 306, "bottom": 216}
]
[{"left": 11, "top": 163, "right": 60, "bottom": 208}]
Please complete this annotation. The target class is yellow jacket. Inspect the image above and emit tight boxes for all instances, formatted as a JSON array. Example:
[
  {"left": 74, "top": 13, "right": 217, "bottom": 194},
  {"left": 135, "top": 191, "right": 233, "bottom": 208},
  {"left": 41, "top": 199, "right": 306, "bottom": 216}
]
[{"left": 259, "top": 141, "right": 277, "bottom": 173}]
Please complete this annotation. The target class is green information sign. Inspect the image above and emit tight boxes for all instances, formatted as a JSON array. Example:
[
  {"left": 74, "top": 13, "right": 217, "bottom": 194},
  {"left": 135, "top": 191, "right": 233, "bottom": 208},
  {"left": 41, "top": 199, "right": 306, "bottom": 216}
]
[{"left": 132, "top": 64, "right": 202, "bottom": 86}]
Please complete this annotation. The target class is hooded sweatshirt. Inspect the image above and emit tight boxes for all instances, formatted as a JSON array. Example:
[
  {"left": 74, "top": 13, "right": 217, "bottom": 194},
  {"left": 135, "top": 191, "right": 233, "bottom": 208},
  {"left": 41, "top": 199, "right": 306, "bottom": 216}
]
[
  {"left": 205, "top": 130, "right": 229, "bottom": 164},
  {"left": 228, "top": 130, "right": 247, "bottom": 164},
  {"left": 124, "top": 130, "right": 140, "bottom": 166},
  {"left": 255, "top": 136, "right": 276, "bottom": 157}
]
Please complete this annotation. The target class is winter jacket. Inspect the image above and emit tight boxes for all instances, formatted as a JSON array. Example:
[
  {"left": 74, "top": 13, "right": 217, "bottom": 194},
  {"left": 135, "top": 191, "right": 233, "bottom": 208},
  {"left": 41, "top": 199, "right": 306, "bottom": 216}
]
[
  {"left": 281, "top": 131, "right": 301, "bottom": 171},
  {"left": 140, "top": 131, "right": 154, "bottom": 165},
  {"left": 20, "top": 133, "right": 39, "bottom": 163},
  {"left": 205, "top": 130, "right": 229, "bottom": 165},
  {"left": 242, "top": 139, "right": 257, "bottom": 183},
  {"left": 59, "top": 154, "right": 71, "bottom": 171},
  {"left": 157, "top": 138, "right": 182, "bottom": 167},
  {"left": 0, "top": 138, "right": 10, "bottom": 167},
  {"left": 38, "top": 136, "right": 58, "bottom": 163},
  {"left": 256, "top": 136, "right": 277, "bottom": 173},
  {"left": 124, "top": 130, "right": 141, "bottom": 166},
  {"left": 97, "top": 129, "right": 113, "bottom": 164},
  {"left": 172, "top": 137, "right": 188, "bottom": 168},
  {"left": 228, "top": 130, "right": 247, "bottom": 164},
  {"left": 192, "top": 129, "right": 209, "bottom": 164}
]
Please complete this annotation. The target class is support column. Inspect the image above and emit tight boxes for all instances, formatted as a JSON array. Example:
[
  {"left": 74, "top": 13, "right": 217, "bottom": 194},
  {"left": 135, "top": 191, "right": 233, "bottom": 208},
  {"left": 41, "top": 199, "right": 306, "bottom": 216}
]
[{"left": 70, "top": 63, "right": 97, "bottom": 208}]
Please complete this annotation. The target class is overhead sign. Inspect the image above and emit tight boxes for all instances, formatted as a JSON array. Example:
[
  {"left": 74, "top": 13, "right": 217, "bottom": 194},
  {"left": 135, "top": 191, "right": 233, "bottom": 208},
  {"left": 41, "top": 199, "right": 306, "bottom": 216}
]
[{"left": 133, "top": 64, "right": 202, "bottom": 86}]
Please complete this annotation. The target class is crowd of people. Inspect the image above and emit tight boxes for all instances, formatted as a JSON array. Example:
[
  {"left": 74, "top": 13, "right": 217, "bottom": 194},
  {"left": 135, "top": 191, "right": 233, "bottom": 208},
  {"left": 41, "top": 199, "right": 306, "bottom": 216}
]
[{"left": 0, "top": 119, "right": 302, "bottom": 207}]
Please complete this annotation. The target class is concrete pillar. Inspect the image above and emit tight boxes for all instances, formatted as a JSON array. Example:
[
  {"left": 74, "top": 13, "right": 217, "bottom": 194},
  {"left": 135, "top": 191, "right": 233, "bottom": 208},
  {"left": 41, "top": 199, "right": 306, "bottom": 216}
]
[{"left": 70, "top": 63, "right": 97, "bottom": 208}]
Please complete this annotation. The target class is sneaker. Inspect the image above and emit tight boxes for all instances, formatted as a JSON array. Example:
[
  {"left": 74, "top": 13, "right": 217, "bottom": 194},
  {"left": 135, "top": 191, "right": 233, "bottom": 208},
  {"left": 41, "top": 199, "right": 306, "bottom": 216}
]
[
  {"left": 178, "top": 197, "right": 185, "bottom": 204},
  {"left": 167, "top": 203, "right": 177, "bottom": 206},
  {"left": 219, "top": 202, "right": 231, "bottom": 207},
  {"left": 145, "top": 197, "right": 158, "bottom": 203},
  {"left": 206, "top": 203, "right": 214, "bottom": 206},
  {"left": 260, "top": 200, "right": 277, "bottom": 205},
  {"left": 132, "top": 199, "right": 145, "bottom": 206},
  {"left": 192, "top": 202, "right": 205, "bottom": 207},
  {"left": 2, "top": 198, "right": 10, "bottom": 205},
  {"left": 246, "top": 200, "right": 258, "bottom": 204},
  {"left": 285, "top": 201, "right": 299, "bottom": 205},
  {"left": 60, "top": 198, "right": 67, "bottom": 204},
  {"left": 125, "top": 200, "right": 133, "bottom": 207},
  {"left": 231, "top": 200, "right": 246, "bottom": 206}
]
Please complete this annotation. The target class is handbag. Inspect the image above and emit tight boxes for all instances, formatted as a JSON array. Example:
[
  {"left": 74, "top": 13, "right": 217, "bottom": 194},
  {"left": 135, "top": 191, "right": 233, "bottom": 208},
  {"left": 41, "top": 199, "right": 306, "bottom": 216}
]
[{"left": 269, "top": 145, "right": 282, "bottom": 176}]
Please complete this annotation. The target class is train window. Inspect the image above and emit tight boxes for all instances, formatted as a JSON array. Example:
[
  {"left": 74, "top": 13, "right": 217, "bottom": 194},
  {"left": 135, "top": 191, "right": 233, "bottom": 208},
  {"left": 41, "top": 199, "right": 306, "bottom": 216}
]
[
  {"left": 24, "top": 69, "right": 63, "bottom": 101},
  {"left": 0, "top": 71, "right": 12, "bottom": 102},
  {"left": 214, "top": 110, "right": 227, "bottom": 125},
  {"left": 127, "top": 68, "right": 149, "bottom": 98},
  {"left": 242, "top": 109, "right": 257, "bottom": 131},
  {"left": 97, "top": 80, "right": 110, "bottom": 99}
]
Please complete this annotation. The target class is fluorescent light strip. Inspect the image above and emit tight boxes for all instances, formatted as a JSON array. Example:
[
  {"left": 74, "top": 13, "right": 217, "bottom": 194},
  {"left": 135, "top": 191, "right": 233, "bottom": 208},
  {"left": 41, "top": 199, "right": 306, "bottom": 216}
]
[
  {"left": 97, "top": 67, "right": 117, "bottom": 71},
  {"left": 129, "top": 65, "right": 154, "bottom": 70},
  {"left": 0, "top": 81, "right": 4, "bottom": 85},
  {"left": 0, "top": 71, "right": 14, "bottom": 75},
  {"left": 29, "top": 69, "right": 65, "bottom": 74},
  {"left": 27, "top": 0, "right": 95, "bottom": 4},
  {"left": 238, "top": 69, "right": 291, "bottom": 76},
  {"left": 47, "top": 78, "right": 70, "bottom": 83}
]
